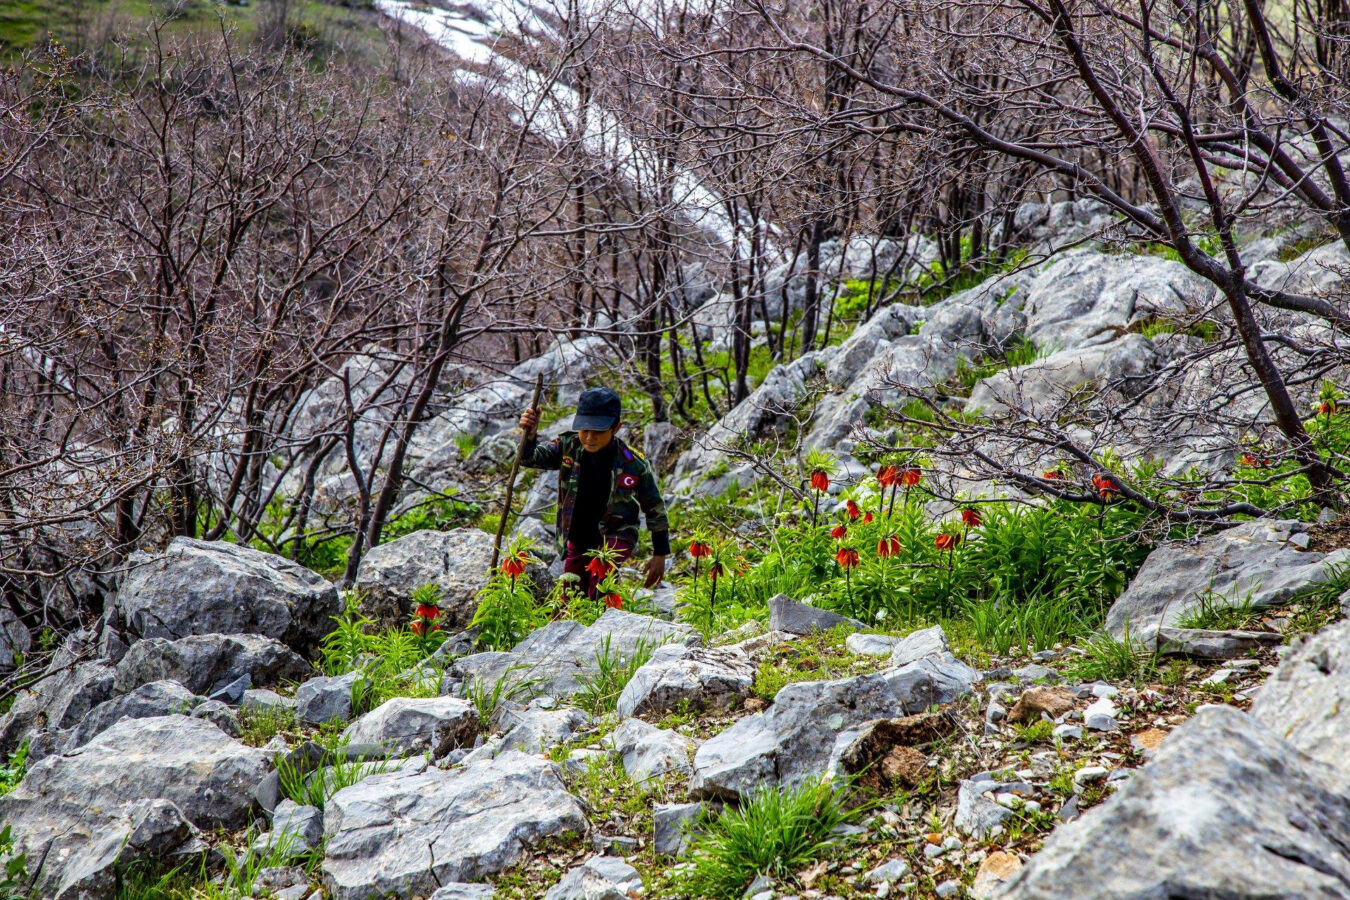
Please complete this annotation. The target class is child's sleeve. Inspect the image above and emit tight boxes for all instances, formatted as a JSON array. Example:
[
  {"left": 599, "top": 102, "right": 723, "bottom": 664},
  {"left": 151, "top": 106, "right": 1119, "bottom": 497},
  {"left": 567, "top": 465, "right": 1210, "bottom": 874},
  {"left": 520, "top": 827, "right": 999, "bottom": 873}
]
[
  {"left": 638, "top": 463, "right": 671, "bottom": 556},
  {"left": 521, "top": 433, "right": 563, "bottom": 470}
]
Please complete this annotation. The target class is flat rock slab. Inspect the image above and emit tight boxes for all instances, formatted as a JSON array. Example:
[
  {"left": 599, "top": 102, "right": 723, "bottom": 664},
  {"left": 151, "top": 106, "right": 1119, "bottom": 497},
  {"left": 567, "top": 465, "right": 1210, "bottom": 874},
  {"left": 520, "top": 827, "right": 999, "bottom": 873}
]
[
  {"left": 61, "top": 679, "right": 201, "bottom": 754},
  {"left": 607, "top": 718, "right": 696, "bottom": 782},
  {"left": 768, "top": 594, "right": 864, "bottom": 635},
  {"left": 454, "top": 610, "right": 697, "bottom": 700},
  {"left": 544, "top": 854, "right": 643, "bottom": 900},
  {"left": 1103, "top": 520, "right": 1350, "bottom": 642},
  {"left": 0, "top": 715, "right": 269, "bottom": 896},
  {"left": 114, "top": 633, "right": 311, "bottom": 697},
  {"left": 845, "top": 633, "right": 903, "bottom": 657},
  {"left": 1250, "top": 617, "right": 1350, "bottom": 773},
  {"left": 616, "top": 644, "right": 755, "bottom": 719},
  {"left": 322, "top": 751, "right": 589, "bottom": 900},
  {"left": 342, "top": 697, "right": 479, "bottom": 758},
  {"left": 691, "top": 673, "right": 908, "bottom": 799},
  {"left": 881, "top": 654, "right": 979, "bottom": 712},
  {"left": 1157, "top": 627, "right": 1283, "bottom": 660},
  {"left": 115, "top": 537, "right": 339, "bottom": 656},
  {"left": 498, "top": 705, "right": 591, "bottom": 754},
  {"left": 998, "top": 705, "right": 1350, "bottom": 899},
  {"left": 889, "top": 625, "right": 951, "bottom": 668}
]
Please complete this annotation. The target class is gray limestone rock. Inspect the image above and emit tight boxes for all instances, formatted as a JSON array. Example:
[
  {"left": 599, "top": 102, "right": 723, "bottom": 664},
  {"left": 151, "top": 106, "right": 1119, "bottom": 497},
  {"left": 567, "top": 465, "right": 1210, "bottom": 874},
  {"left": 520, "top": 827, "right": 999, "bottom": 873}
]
[
  {"left": 606, "top": 718, "right": 696, "bottom": 782},
  {"left": 967, "top": 335, "right": 1160, "bottom": 417},
  {"left": 767, "top": 594, "right": 864, "bottom": 636},
  {"left": 191, "top": 699, "right": 241, "bottom": 737},
  {"left": 1250, "top": 617, "right": 1350, "bottom": 773},
  {"left": 1156, "top": 627, "right": 1283, "bottom": 660},
  {"left": 342, "top": 696, "right": 479, "bottom": 758},
  {"left": 1103, "top": 519, "right": 1350, "bottom": 643},
  {"left": 322, "top": 751, "right": 589, "bottom": 900},
  {"left": 0, "top": 606, "right": 30, "bottom": 671},
  {"left": 888, "top": 625, "right": 951, "bottom": 668},
  {"left": 114, "top": 633, "right": 311, "bottom": 697},
  {"left": 998, "top": 705, "right": 1350, "bottom": 899},
  {"left": 114, "top": 537, "right": 339, "bottom": 656},
  {"left": 0, "top": 660, "right": 115, "bottom": 754},
  {"left": 498, "top": 704, "right": 590, "bottom": 754},
  {"left": 296, "top": 671, "right": 367, "bottom": 726},
  {"left": 616, "top": 644, "right": 755, "bottom": 719},
  {"left": 353, "top": 528, "right": 500, "bottom": 629},
  {"left": 691, "top": 673, "right": 908, "bottom": 799},
  {"left": 252, "top": 800, "right": 323, "bottom": 858},
  {"left": 63, "top": 680, "right": 201, "bottom": 751},
  {"left": 845, "top": 633, "right": 903, "bottom": 657},
  {"left": 430, "top": 886, "right": 496, "bottom": 900},
  {"left": 955, "top": 779, "right": 1017, "bottom": 839},
  {"left": 544, "top": 854, "right": 644, "bottom": 900},
  {"left": 881, "top": 654, "right": 979, "bottom": 713},
  {"left": 653, "top": 802, "right": 703, "bottom": 858}
]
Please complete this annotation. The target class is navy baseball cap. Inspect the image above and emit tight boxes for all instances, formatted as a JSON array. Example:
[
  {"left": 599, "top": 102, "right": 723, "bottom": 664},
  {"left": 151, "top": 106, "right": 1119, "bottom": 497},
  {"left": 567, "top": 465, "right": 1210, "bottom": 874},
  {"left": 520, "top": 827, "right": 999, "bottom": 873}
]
[{"left": 572, "top": 387, "right": 622, "bottom": 431}]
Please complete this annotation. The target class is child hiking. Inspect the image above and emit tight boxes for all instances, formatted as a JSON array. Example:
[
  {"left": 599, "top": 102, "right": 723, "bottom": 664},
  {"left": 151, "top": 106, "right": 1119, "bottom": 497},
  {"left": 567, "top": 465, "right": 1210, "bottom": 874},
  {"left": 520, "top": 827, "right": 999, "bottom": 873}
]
[{"left": 519, "top": 387, "right": 670, "bottom": 603}]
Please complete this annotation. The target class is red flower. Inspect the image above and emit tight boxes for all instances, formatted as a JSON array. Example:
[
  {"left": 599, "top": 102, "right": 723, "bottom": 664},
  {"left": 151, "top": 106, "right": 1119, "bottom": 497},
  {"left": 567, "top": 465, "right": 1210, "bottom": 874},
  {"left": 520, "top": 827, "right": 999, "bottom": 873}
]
[
  {"left": 1042, "top": 470, "right": 1062, "bottom": 480},
  {"left": 877, "top": 465, "right": 899, "bottom": 487},
  {"left": 414, "top": 603, "right": 441, "bottom": 621},
  {"left": 836, "top": 547, "right": 861, "bottom": 569},
  {"left": 900, "top": 467, "right": 922, "bottom": 487},
  {"left": 877, "top": 535, "right": 901, "bottom": 558},
  {"left": 586, "top": 557, "right": 612, "bottom": 579},
  {"left": 410, "top": 620, "right": 442, "bottom": 636},
  {"left": 846, "top": 500, "right": 862, "bottom": 520},
  {"left": 863, "top": 512, "right": 874, "bottom": 524},
  {"left": 961, "top": 508, "right": 983, "bottom": 529},
  {"left": 810, "top": 470, "right": 831, "bottom": 492},
  {"left": 1321, "top": 400, "right": 1337, "bottom": 416},
  {"left": 1092, "top": 473, "right": 1121, "bottom": 501},
  {"left": 501, "top": 553, "right": 529, "bottom": 578},
  {"left": 709, "top": 562, "right": 725, "bottom": 578},
  {"left": 618, "top": 473, "right": 639, "bottom": 489},
  {"left": 688, "top": 541, "right": 713, "bottom": 559},
  {"left": 831, "top": 525, "right": 849, "bottom": 540},
  {"left": 935, "top": 532, "right": 962, "bottom": 551},
  {"left": 604, "top": 593, "right": 624, "bottom": 610}
]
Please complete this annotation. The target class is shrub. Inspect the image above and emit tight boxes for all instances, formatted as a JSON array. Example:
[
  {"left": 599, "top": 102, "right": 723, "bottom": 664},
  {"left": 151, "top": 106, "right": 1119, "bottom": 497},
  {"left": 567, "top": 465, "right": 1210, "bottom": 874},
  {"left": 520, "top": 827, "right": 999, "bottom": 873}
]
[
  {"left": 320, "top": 590, "right": 446, "bottom": 708},
  {"left": 682, "top": 779, "right": 862, "bottom": 899}
]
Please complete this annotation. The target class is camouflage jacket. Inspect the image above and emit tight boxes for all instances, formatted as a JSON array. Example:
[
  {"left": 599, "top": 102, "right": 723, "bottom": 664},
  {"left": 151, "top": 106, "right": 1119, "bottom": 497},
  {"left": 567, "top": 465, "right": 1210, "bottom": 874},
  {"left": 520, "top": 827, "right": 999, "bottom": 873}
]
[{"left": 521, "top": 432, "right": 671, "bottom": 556}]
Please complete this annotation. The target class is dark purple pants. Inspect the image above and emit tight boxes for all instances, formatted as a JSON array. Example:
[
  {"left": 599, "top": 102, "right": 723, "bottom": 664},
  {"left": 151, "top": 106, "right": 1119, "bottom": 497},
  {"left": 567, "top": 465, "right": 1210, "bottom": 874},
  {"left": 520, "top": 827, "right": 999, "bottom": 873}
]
[{"left": 562, "top": 536, "right": 635, "bottom": 601}]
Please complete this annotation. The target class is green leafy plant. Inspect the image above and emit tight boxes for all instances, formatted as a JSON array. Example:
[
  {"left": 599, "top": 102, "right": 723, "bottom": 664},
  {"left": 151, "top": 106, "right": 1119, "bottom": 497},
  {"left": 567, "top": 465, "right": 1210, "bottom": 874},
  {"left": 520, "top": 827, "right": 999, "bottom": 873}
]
[
  {"left": 0, "top": 743, "right": 27, "bottom": 797},
  {"left": 472, "top": 538, "right": 548, "bottom": 651},
  {"left": 465, "top": 667, "right": 542, "bottom": 730},
  {"left": 238, "top": 704, "right": 299, "bottom": 748},
  {"left": 276, "top": 744, "right": 392, "bottom": 810},
  {"left": 574, "top": 636, "right": 658, "bottom": 716},
  {"left": 320, "top": 590, "right": 446, "bottom": 709},
  {"left": 0, "top": 825, "right": 26, "bottom": 900},
  {"left": 1066, "top": 628, "right": 1157, "bottom": 683},
  {"left": 682, "top": 779, "right": 863, "bottom": 899}
]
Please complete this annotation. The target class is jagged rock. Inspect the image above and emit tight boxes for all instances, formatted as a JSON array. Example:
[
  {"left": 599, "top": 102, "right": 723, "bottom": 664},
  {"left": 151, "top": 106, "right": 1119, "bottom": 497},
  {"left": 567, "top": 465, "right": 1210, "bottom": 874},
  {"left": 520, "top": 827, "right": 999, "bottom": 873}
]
[
  {"left": 1156, "top": 626, "right": 1284, "bottom": 660},
  {"left": 1104, "top": 519, "right": 1350, "bottom": 642},
  {"left": 0, "top": 660, "right": 115, "bottom": 754},
  {"left": 654, "top": 802, "right": 703, "bottom": 857},
  {"left": 190, "top": 699, "right": 241, "bottom": 737},
  {"left": 322, "top": 751, "right": 589, "bottom": 900},
  {"left": 114, "top": 633, "right": 310, "bottom": 696},
  {"left": 691, "top": 673, "right": 909, "bottom": 799},
  {"left": 998, "top": 705, "right": 1350, "bottom": 899},
  {"left": 498, "top": 704, "right": 591, "bottom": 754},
  {"left": 0, "top": 606, "right": 30, "bottom": 670},
  {"left": 882, "top": 654, "right": 979, "bottom": 712},
  {"left": 643, "top": 421, "right": 683, "bottom": 472},
  {"left": 1084, "top": 697, "right": 1120, "bottom": 732},
  {"left": 63, "top": 680, "right": 200, "bottom": 752},
  {"left": 544, "top": 854, "right": 644, "bottom": 900},
  {"left": 616, "top": 644, "right": 755, "bottom": 718},
  {"left": 955, "top": 779, "right": 1016, "bottom": 839},
  {"left": 430, "top": 886, "right": 496, "bottom": 900},
  {"left": 971, "top": 851, "right": 1023, "bottom": 899},
  {"left": 864, "top": 858, "right": 911, "bottom": 886},
  {"left": 114, "top": 537, "right": 339, "bottom": 656},
  {"left": 1250, "top": 617, "right": 1350, "bottom": 772},
  {"left": 454, "top": 610, "right": 697, "bottom": 699},
  {"left": 296, "top": 671, "right": 367, "bottom": 726},
  {"left": 888, "top": 625, "right": 951, "bottom": 667},
  {"left": 767, "top": 594, "right": 864, "bottom": 636},
  {"left": 1008, "top": 687, "right": 1077, "bottom": 725},
  {"left": 0, "top": 715, "right": 269, "bottom": 894},
  {"left": 828, "top": 711, "right": 957, "bottom": 786},
  {"left": 1252, "top": 240, "right": 1350, "bottom": 296},
  {"left": 354, "top": 528, "right": 498, "bottom": 629},
  {"left": 252, "top": 800, "right": 323, "bottom": 858},
  {"left": 342, "top": 696, "right": 478, "bottom": 758},
  {"left": 967, "top": 334, "right": 1160, "bottom": 417},
  {"left": 845, "top": 632, "right": 903, "bottom": 657},
  {"left": 243, "top": 688, "right": 296, "bottom": 712},
  {"left": 606, "top": 718, "right": 696, "bottom": 782}
]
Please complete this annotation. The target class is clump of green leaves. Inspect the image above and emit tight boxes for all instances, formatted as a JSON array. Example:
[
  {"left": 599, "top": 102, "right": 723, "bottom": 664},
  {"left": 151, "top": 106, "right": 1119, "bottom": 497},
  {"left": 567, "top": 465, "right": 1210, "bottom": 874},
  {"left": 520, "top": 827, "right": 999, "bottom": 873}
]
[
  {"left": 472, "top": 539, "right": 549, "bottom": 651},
  {"left": 682, "top": 779, "right": 863, "bottom": 899},
  {"left": 465, "top": 668, "right": 541, "bottom": 730},
  {"left": 238, "top": 704, "right": 299, "bottom": 748},
  {"left": 0, "top": 825, "right": 27, "bottom": 900},
  {"left": 0, "top": 744, "right": 27, "bottom": 797},
  {"left": 320, "top": 590, "right": 446, "bottom": 709},
  {"left": 276, "top": 743, "right": 392, "bottom": 810},
  {"left": 574, "top": 636, "right": 658, "bottom": 716},
  {"left": 1066, "top": 629, "right": 1157, "bottom": 683}
]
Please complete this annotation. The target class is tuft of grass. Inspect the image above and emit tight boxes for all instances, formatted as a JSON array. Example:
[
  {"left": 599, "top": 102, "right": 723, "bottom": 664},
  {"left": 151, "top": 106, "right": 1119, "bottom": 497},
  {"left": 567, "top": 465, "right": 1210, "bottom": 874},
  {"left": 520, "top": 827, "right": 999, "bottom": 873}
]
[
  {"left": 275, "top": 744, "right": 391, "bottom": 810},
  {"left": 1066, "top": 629, "right": 1157, "bottom": 683},
  {"left": 574, "top": 636, "right": 657, "bottom": 716},
  {"left": 683, "top": 779, "right": 863, "bottom": 899},
  {"left": 465, "top": 667, "right": 542, "bottom": 730},
  {"left": 1176, "top": 586, "right": 1260, "bottom": 631},
  {"left": 1013, "top": 719, "right": 1055, "bottom": 745},
  {"left": 1284, "top": 561, "right": 1350, "bottom": 635},
  {"left": 237, "top": 704, "right": 299, "bottom": 748}
]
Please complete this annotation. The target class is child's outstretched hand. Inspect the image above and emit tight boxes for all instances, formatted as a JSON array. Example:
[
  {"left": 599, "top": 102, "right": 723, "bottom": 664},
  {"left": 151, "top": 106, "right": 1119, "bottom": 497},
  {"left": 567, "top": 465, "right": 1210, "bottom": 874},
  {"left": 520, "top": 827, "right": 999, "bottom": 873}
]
[{"left": 643, "top": 555, "right": 666, "bottom": 588}]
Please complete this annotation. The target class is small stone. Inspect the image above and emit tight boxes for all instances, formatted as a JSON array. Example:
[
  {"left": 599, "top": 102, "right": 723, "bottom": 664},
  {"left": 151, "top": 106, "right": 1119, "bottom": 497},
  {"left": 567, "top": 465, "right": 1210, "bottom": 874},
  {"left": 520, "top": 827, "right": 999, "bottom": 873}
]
[
  {"left": 1201, "top": 668, "right": 1234, "bottom": 687},
  {"left": 1007, "top": 686, "right": 1076, "bottom": 725},
  {"left": 768, "top": 595, "right": 863, "bottom": 636},
  {"left": 846, "top": 633, "right": 903, "bottom": 657},
  {"left": 1073, "top": 765, "right": 1109, "bottom": 788},
  {"left": 970, "top": 851, "right": 1023, "bottom": 899},
  {"left": 544, "top": 854, "right": 643, "bottom": 900},
  {"left": 1227, "top": 658, "right": 1260, "bottom": 670},
  {"left": 1053, "top": 724, "right": 1082, "bottom": 741},
  {"left": 1058, "top": 795, "right": 1080, "bottom": 821},
  {"left": 923, "top": 842, "right": 947, "bottom": 859},
  {"left": 1012, "top": 664, "right": 1058, "bottom": 683},
  {"left": 1083, "top": 697, "right": 1119, "bottom": 732},
  {"left": 654, "top": 802, "right": 704, "bottom": 858},
  {"left": 935, "top": 880, "right": 961, "bottom": 898},
  {"left": 1090, "top": 683, "right": 1119, "bottom": 699}
]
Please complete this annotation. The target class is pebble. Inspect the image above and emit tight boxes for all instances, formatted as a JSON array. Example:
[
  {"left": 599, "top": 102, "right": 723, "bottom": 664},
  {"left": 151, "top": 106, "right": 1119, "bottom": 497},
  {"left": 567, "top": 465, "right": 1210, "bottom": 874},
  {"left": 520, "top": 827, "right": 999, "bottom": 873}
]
[
  {"left": 1228, "top": 658, "right": 1260, "bottom": 670},
  {"left": 936, "top": 880, "right": 961, "bottom": 897},
  {"left": 1073, "top": 765, "right": 1109, "bottom": 787},
  {"left": 1201, "top": 668, "right": 1233, "bottom": 686},
  {"left": 1090, "top": 683, "right": 1119, "bottom": 699},
  {"left": 864, "top": 859, "right": 910, "bottom": 885},
  {"left": 1058, "top": 795, "right": 1081, "bottom": 821},
  {"left": 1053, "top": 724, "right": 1082, "bottom": 741},
  {"left": 1031, "top": 650, "right": 1061, "bottom": 662},
  {"left": 1083, "top": 697, "right": 1119, "bottom": 732},
  {"left": 923, "top": 842, "right": 948, "bottom": 859}
]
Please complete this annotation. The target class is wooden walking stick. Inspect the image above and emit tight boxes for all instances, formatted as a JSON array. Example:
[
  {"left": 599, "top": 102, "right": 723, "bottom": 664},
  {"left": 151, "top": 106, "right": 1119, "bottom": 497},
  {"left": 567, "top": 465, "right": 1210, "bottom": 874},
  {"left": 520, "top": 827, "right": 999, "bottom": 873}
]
[{"left": 491, "top": 373, "right": 545, "bottom": 571}]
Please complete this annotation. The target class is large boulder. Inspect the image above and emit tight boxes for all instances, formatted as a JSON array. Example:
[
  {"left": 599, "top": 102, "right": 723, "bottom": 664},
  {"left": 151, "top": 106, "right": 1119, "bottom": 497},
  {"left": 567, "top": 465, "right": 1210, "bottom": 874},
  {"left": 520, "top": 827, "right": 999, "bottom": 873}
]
[
  {"left": 998, "top": 705, "right": 1350, "bottom": 899},
  {"left": 353, "top": 528, "right": 496, "bottom": 629},
  {"left": 114, "top": 633, "right": 311, "bottom": 696},
  {"left": 62, "top": 680, "right": 201, "bottom": 752},
  {"left": 0, "top": 660, "right": 115, "bottom": 754},
  {"left": 0, "top": 606, "right": 31, "bottom": 671},
  {"left": 966, "top": 334, "right": 1160, "bottom": 417},
  {"left": 690, "top": 673, "right": 908, "bottom": 799},
  {"left": 1103, "top": 519, "right": 1350, "bottom": 642},
  {"left": 606, "top": 718, "right": 696, "bottom": 782},
  {"left": 342, "top": 697, "right": 479, "bottom": 758},
  {"left": 322, "top": 751, "right": 589, "bottom": 900},
  {"left": 497, "top": 705, "right": 591, "bottom": 754},
  {"left": 616, "top": 644, "right": 755, "bottom": 719},
  {"left": 0, "top": 715, "right": 269, "bottom": 896},
  {"left": 454, "top": 610, "right": 698, "bottom": 699},
  {"left": 114, "top": 538, "right": 339, "bottom": 656},
  {"left": 1250, "top": 617, "right": 1350, "bottom": 773}
]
